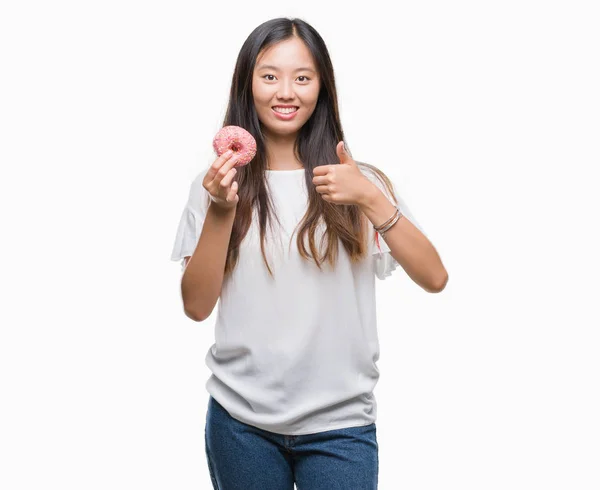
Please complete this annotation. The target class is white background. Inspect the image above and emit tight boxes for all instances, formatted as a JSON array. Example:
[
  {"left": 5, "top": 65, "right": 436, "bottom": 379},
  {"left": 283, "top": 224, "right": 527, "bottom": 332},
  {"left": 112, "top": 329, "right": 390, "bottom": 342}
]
[{"left": 1, "top": 0, "right": 599, "bottom": 488}]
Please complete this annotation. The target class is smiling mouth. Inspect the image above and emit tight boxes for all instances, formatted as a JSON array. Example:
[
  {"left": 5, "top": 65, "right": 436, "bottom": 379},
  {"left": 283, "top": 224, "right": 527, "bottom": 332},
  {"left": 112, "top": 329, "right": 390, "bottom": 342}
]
[{"left": 272, "top": 107, "right": 299, "bottom": 114}]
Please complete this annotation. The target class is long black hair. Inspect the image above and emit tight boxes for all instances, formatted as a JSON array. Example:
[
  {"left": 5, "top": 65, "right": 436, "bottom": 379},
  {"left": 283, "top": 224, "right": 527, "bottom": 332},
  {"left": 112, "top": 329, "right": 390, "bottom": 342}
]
[{"left": 210, "top": 17, "right": 396, "bottom": 278}]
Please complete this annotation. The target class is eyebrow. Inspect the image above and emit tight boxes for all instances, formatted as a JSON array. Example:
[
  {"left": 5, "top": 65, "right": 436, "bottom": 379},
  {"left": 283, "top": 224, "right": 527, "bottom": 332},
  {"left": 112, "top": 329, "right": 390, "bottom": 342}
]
[{"left": 256, "top": 64, "right": 316, "bottom": 74}]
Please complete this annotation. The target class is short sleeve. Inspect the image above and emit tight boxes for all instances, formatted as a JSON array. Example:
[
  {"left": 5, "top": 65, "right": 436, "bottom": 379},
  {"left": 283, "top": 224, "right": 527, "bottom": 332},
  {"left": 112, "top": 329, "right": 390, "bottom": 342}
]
[
  {"left": 170, "top": 167, "right": 212, "bottom": 271},
  {"left": 359, "top": 165, "right": 427, "bottom": 280}
]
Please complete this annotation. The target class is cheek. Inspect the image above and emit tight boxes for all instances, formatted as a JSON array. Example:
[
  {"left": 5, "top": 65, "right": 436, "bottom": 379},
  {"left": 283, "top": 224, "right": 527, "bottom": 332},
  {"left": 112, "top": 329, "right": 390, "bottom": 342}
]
[
  {"left": 252, "top": 83, "right": 268, "bottom": 106},
  {"left": 255, "top": 95, "right": 273, "bottom": 113},
  {"left": 303, "top": 95, "right": 320, "bottom": 114},
  {"left": 303, "top": 86, "right": 320, "bottom": 108},
  {"left": 312, "top": 85, "right": 321, "bottom": 103}
]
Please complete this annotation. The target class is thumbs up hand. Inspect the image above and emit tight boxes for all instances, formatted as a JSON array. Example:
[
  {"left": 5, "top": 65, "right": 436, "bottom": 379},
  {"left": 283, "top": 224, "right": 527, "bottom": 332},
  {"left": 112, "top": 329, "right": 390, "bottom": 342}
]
[{"left": 312, "top": 141, "right": 375, "bottom": 206}]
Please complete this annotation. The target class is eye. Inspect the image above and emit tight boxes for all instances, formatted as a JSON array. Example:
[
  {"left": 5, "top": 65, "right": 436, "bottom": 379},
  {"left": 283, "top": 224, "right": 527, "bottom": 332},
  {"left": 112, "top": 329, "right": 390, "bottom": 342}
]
[{"left": 261, "top": 75, "right": 311, "bottom": 82}]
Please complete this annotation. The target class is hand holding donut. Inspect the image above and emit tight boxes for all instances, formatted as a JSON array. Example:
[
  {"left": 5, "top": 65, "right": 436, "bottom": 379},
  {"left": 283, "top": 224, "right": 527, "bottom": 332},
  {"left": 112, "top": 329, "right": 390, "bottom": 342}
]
[
  {"left": 203, "top": 149, "right": 241, "bottom": 210},
  {"left": 203, "top": 126, "right": 257, "bottom": 210}
]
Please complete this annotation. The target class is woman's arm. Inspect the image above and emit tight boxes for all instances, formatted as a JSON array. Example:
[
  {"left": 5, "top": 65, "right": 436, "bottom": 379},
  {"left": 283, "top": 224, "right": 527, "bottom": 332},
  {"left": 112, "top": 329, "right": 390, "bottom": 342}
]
[
  {"left": 181, "top": 202, "right": 237, "bottom": 321},
  {"left": 359, "top": 185, "right": 448, "bottom": 293}
]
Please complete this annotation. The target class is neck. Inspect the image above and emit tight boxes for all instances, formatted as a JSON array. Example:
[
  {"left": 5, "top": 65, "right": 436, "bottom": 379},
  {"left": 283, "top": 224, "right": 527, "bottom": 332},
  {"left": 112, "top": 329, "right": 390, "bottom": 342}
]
[{"left": 264, "top": 132, "right": 304, "bottom": 170}]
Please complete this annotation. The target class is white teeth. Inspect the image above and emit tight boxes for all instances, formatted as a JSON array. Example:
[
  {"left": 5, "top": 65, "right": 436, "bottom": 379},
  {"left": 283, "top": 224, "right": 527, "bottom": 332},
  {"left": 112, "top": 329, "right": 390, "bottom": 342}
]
[{"left": 273, "top": 107, "right": 298, "bottom": 114}]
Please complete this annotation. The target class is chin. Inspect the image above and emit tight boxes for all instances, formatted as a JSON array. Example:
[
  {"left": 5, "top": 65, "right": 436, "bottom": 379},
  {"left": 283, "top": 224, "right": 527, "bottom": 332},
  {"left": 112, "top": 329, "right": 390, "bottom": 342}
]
[
  {"left": 272, "top": 127, "right": 300, "bottom": 137},
  {"left": 263, "top": 121, "right": 302, "bottom": 135}
]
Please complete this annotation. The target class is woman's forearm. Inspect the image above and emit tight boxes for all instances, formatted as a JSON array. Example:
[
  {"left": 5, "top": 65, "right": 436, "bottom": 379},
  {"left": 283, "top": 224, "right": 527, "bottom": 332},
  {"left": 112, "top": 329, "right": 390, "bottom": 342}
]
[
  {"left": 359, "top": 184, "right": 448, "bottom": 292},
  {"left": 181, "top": 202, "right": 237, "bottom": 321}
]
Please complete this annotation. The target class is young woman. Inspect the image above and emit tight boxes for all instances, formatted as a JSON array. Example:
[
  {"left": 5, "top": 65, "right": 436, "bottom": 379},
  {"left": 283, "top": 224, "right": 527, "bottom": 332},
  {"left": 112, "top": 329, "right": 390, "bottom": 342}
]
[{"left": 171, "top": 17, "right": 447, "bottom": 490}]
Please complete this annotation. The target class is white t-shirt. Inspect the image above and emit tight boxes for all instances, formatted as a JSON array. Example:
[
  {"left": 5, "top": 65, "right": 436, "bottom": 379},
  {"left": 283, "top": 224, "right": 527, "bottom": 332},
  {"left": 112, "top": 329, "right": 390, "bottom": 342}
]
[{"left": 170, "top": 164, "right": 425, "bottom": 435}]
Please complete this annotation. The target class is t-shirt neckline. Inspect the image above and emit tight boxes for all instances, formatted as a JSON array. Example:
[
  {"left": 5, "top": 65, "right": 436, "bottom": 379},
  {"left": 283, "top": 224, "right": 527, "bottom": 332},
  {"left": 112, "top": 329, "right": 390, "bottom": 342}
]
[{"left": 266, "top": 168, "right": 305, "bottom": 172}]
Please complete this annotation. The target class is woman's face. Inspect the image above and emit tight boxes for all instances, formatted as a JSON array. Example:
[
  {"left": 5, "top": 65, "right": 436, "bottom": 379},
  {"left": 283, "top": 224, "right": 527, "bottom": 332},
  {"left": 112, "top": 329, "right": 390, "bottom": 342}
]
[{"left": 252, "top": 37, "right": 321, "bottom": 139}]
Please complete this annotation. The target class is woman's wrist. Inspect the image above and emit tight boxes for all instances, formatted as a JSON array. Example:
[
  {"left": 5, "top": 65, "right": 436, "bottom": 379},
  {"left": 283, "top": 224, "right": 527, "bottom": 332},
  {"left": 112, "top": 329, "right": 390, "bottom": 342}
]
[{"left": 358, "top": 185, "right": 399, "bottom": 230}]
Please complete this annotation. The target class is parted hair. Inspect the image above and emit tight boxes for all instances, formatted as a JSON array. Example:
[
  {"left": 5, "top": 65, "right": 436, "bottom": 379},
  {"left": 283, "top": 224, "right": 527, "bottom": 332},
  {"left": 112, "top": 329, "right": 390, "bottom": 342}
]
[{"left": 209, "top": 17, "right": 397, "bottom": 278}]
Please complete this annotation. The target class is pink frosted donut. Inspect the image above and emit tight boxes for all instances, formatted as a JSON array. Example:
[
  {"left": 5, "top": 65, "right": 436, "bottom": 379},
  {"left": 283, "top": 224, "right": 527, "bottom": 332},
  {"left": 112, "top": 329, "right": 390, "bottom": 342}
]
[{"left": 212, "top": 125, "right": 257, "bottom": 167}]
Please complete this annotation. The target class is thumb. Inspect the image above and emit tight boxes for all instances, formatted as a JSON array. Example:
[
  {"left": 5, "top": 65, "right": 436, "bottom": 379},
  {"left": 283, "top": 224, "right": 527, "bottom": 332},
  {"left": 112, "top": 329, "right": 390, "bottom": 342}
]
[{"left": 337, "top": 141, "right": 352, "bottom": 164}]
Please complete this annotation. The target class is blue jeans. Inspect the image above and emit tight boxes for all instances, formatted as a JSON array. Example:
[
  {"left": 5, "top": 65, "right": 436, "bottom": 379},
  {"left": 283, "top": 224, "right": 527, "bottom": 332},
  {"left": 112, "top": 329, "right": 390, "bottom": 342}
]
[{"left": 204, "top": 396, "right": 379, "bottom": 489}]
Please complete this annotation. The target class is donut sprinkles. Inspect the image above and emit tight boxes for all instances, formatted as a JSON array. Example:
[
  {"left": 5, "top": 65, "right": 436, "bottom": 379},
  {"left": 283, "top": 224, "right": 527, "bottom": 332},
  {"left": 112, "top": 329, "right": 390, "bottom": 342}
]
[{"left": 212, "top": 125, "right": 257, "bottom": 167}]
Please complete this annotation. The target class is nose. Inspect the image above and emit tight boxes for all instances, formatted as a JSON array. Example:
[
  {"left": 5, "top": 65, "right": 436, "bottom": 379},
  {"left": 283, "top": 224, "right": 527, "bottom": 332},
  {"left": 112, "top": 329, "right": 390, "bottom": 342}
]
[{"left": 276, "top": 79, "right": 295, "bottom": 100}]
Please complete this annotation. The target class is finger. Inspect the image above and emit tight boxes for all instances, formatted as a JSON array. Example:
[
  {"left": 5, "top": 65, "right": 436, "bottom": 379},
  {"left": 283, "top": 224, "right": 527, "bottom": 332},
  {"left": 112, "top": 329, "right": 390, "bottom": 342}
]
[
  {"left": 312, "top": 165, "right": 330, "bottom": 176},
  {"left": 312, "top": 175, "right": 329, "bottom": 185},
  {"left": 226, "top": 180, "right": 239, "bottom": 203},
  {"left": 207, "top": 149, "right": 235, "bottom": 178},
  {"left": 220, "top": 167, "right": 237, "bottom": 189},
  {"left": 215, "top": 149, "right": 235, "bottom": 168},
  {"left": 212, "top": 155, "right": 238, "bottom": 185}
]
